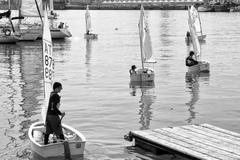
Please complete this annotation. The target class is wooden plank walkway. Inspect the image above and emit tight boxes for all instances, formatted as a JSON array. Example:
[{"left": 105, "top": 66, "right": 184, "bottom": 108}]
[{"left": 125, "top": 124, "right": 240, "bottom": 160}]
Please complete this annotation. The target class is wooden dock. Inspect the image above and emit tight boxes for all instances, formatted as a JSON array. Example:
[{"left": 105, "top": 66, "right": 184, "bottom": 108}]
[{"left": 125, "top": 124, "right": 240, "bottom": 160}]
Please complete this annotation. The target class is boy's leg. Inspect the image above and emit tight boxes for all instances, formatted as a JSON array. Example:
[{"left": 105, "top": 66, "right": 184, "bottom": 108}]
[{"left": 44, "top": 134, "right": 49, "bottom": 145}]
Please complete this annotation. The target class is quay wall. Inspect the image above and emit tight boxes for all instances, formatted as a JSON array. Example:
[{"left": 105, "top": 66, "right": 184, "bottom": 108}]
[{"left": 0, "top": 0, "right": 203, "bottom": 10}]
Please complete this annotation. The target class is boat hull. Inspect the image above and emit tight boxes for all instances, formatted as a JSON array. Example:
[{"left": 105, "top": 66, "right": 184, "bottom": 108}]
[
  {"left": 84, "top": 33, "right": 98, "bottom": 39},
  {"left": 37, "top": 28, "right": 72, "bottom": 39},
  {"left": 28, "top": 121, "right": 86, "bottom": 159},
  {"left": 197, "top": 6, "right": 214, "bottom": 12},
  {"left": 20, "top": 30, "right": 40, "bottom": 41},
  {"left": 0, "top": 35, "right": 20, "bottom": 43},
  {"left": 188, "top": 61, "right": 210, "bottom": 73},
  {"left": 51, "top": 28, "right": 72, "bottom": 39},
  {"left": 130, "top": 68, "right": 155, "bottom": 82}
]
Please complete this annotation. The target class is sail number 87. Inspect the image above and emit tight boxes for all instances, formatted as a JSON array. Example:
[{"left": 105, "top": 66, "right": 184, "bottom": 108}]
[{"left": 45, "top": 55, "right": 54, "bottom": 81}]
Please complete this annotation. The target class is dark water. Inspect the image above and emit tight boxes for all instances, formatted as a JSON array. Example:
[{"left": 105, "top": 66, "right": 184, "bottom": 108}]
[{"left": 0, "top": 10, "right": 240, "bottom": 160}]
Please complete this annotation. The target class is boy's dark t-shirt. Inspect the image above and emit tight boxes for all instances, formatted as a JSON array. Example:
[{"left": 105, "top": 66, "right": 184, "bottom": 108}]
[
  {"left": 186, "top": 56, "right": 198, "bottom": 67},
  {"left": 47, "top": 92, "right": 62, "bottom": 116}
]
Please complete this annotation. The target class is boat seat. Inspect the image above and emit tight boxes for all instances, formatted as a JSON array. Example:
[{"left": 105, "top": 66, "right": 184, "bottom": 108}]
[
  {"left": 33, "top": 130, "right": 44, "bottom": 143},
  {"left": 32, "top": 126, "right": 46, "bottom": 133}
]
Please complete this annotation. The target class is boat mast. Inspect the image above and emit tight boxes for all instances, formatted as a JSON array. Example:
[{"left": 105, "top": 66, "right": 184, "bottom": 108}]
[
  {"left": 35, "top": 0, "right": 43, "bottom": 25},
  {"left": 139, "top": 5, "right": 145, "bottom": 70},
  {"left": 197, "top": 10, "right": 203, "bottom": 36},
  {"left": 8, "top": 0, "right": 15, "bottom": 33}
]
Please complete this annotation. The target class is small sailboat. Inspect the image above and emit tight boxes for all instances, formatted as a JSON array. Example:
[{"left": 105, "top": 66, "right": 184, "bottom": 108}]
[
  {"left": 130, "top": 5, "right": 156, "bottom": 82},
  {"left": 186, "top": 5, "right": 206, "bottom": 42},
  {"left": 28, "top": 3, "right": 86, "bottom": 159},
  {"left": 84, "top": 5, "right": 98, "bottom": 39},
  {"left": 187, "top": 6, "right": 209, "bottom": 73}
]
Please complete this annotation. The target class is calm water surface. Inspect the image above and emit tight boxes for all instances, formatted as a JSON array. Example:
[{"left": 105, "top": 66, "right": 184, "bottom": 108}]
[{"left": 0, "top": 10, "right": 240, "bottom": 160}]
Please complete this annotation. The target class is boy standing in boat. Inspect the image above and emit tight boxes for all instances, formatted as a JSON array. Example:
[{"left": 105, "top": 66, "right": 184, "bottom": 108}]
[{"left": 44, "top": 82, "right": 65, "bottom": 145}]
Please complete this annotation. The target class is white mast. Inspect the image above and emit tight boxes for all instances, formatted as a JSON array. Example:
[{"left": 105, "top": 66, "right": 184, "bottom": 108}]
[{"left": 138, "top": 5, "right": 145, "bottom": 69}]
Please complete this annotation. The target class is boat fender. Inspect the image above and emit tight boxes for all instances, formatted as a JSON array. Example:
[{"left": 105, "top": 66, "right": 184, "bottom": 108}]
[{"left": 4, "top": 29, "right": 11, "bottom": 36}]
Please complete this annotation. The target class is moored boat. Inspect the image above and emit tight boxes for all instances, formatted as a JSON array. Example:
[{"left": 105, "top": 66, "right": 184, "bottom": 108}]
[
  {"left": 197, "top": 5, "right": 214, "bottom": 12},
  {"left": 0, "top": 30, "right": 20, "bottom": 43},
  {"left": 18, "top": 0, "right": 71, "bottom": 40}
]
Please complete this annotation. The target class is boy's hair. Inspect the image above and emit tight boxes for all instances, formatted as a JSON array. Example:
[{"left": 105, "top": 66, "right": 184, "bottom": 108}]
[
  {"left": 53, "top": 82, "right": 62, "bottom": 90},
  {"left": 189, "top": 51, "right": 194, "bottom": 56}
]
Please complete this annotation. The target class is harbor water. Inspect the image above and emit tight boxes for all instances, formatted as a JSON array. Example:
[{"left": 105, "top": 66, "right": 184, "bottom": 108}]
[{"left": 0, "top": 10, "right": 240, "bottom": 160}]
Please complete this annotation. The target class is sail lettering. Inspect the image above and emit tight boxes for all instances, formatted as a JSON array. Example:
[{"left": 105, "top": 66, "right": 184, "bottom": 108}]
[{"left": 44, "top": 41, "right": 54, "bottom": 81}]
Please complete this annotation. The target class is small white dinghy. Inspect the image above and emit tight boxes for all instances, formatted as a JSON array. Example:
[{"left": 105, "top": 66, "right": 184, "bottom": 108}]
[
  {"left": 130, "top": 5, "right": 156, "bottom": 82},
  {"left": 187, "top": 6, "right": 210, "bottom": 73},
  {"left": 28, "top": 122, "right": 86, "bottom": 158},
  {"left": 84, "top": 5, "right": 98, "bottom": 39},
  {"left": 28, "top": 2, "right": 86, "bottom": 159},
  {"left": 185, "top": 5, "right": 206, "bottom": 42}
]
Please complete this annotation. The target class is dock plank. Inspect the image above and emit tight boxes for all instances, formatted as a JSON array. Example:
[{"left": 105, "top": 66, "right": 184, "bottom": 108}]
[
  {"left": 128, "top": 124, "right": 240, "bottom": 160},
  {"left": 132, "top": 130, "right": 221, "bottom": 160},
  {"left": 202, "top": 124, "right": 240, "bottom": 138},
  {"left": 153, "top": 129, "right": 240, "bottom": 159},
  {"left": 181, "top": 125, "right": 240, "bottom": 145},
  {"left": 162, "top": 126, "right": 240, "bottom": 154}
]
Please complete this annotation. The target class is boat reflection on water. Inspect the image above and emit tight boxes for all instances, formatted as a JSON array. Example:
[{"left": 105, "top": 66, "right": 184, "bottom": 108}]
[
  {"left": 85, "top": 39, "right": 93, "bottom": 81},
  {"left": 31, "top": 151, "right": 84, "bottom": 160},
  {"left": 185, "top": 71, "right": 210, "bottom": 123},
  {"left": 129, "top": 81, "right": 156, "bottom": 130},
  {"left": 0, "top": 42, "right": 43, "bottom": 159}
]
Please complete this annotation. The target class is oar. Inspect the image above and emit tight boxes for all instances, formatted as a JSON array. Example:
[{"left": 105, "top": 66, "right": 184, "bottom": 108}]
[{"left": 59, "top": 113, "right": 72, "bottom": 160}]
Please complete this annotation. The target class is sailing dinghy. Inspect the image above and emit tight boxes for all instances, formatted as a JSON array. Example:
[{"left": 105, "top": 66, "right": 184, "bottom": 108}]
[
  {"left": 28, "top": 3, "right": 86, "bottom": 159},
  {"left": 186, "top": 5, "right": 206, "bottom": 42},
  {"left": 84, "top": 5, "right": 98, "bottom": 39},
  {"left": 130, "top": 5, "right": 156, "bottom": 82},
  {"left": 187, "top": 6, "right": 209, "bottom": 73}
]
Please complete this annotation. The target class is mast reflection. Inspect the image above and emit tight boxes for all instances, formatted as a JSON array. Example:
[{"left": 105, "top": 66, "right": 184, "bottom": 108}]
[
  {"left": 85, "top": 39, "right": 93, "bottom": 81},
  {"left": 130, "top": 81, "right": 156, "bottom": 130},
  {"left": 185, "top": 72, "right": 210, "bottom": 123}
]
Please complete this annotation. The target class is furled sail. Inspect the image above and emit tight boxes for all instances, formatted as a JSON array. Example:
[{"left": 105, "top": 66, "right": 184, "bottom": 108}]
[
  {"left": 138, "top": 5, "right": 154, "bottom": 68},
  {"left": 41, "top": 7, "right": 54, "bottom": 124},
  {"left": 85, "top": 5, "right": 92, "bottom": 33},
  {"left": 188, "top": 7, "right": 201, "bottom": 60},
  {"left": 189, "top": 6, "right": 202, "bottom": 35},
  {"left": 20, "top": 0, "right": 43, "bottom": 17}
]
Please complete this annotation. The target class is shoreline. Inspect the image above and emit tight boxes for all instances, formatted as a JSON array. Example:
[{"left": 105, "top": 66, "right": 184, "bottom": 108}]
[
  {"left": 0, "top": 2, "right": 201, "bottom": 10},
  {"left": 62, "top": 5, "right": 188, "bottom": 10},
  {"left": 60, "top": 3, "right": 199, "bottom": 10}
]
